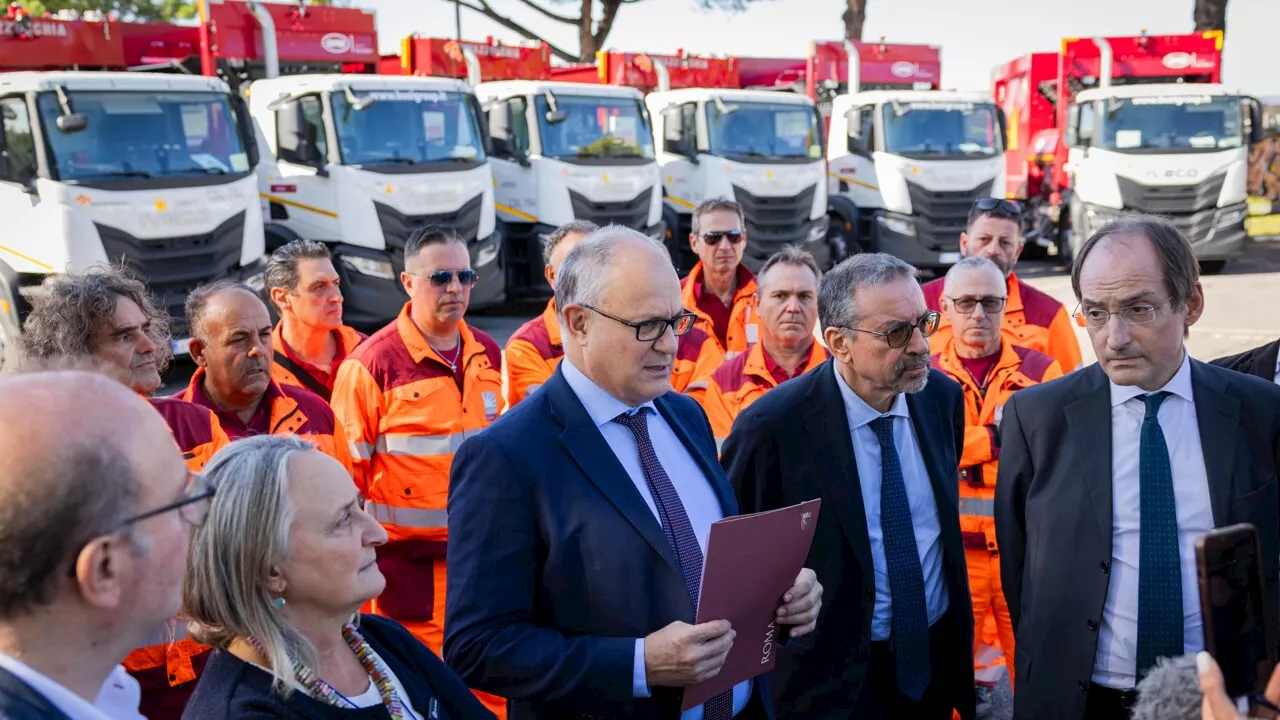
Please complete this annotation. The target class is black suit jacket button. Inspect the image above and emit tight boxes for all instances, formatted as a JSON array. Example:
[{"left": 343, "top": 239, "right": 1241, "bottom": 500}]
[
  {"left": 1078, "top": 680, "right": 1088, "bottom": 691},
  {"left": 1087, "top": 619, "right": 1098, "bottom": 631},
  {"left": 1100, "top": 561, "right": 1110, "bottom": 574},
  {"left": 864, "top": 589, "right": 874, "bottom": 602}
]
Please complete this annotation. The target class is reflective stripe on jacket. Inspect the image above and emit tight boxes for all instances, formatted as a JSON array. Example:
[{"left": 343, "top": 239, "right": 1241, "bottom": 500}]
[{"left": 331, "top": 303, "right": 503, "bottom": 543}]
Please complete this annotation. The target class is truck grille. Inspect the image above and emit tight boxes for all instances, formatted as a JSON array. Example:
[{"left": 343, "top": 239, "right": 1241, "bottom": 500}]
[
  {"left": 568, "top": 189, "right": 652, "bottom": 229},
  {"left": 94, "top": 211, "right": 246, "bottom": 338},
  {"left": 374, "top": 194, "right": 484, "bottom": 274},
  {"left": 731, "top": 184, "right": 818, "bottom": 270},
  {"left": 905, "top": 179, "right": 995, "bottom": 251},
  {"left": 1116, "top": 173, "right": 1224, "bottom": 244}
]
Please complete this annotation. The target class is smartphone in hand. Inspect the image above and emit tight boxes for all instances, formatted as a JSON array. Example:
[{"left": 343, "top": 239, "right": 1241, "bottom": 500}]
[{"left": 1196, "top": 523, "right": 1278, "bottom": 702}]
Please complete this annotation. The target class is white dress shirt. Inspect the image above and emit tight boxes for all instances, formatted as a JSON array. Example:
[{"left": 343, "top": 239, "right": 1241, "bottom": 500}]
[
  {"left": 0, "top": 651, "right": 140, "bottom": 720},
  {"left": 561, "top": 358, "right": 751, "bottom": 719},
  {"left": 833, "top": 363, "right": 949, "bottom": 641},
  {"left": 1273, "top": 352, "right": 1279, "bottom": 385},
  {"left": 1093, "top": 352, "right": 1214, "bottom": 689}
]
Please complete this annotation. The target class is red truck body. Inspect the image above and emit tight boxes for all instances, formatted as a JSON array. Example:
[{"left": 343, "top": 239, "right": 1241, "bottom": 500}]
[
  {"left": 804, "top": 39, "right": 941, "bottom": 134},
  {"left": 387, "top": 36, "right": 551, "bottom": 80},
  {"left": 737, "top": 56, "right": 806, "bottom": 91},
  {"left": 994, "top": 31, "right": 1225, "bottom": 201},
  {"left": 0, "top": 15, "right": 126, "bottom": 69},
  {"left": 547, "top": 49, "right": 739, "bottom": 91}
]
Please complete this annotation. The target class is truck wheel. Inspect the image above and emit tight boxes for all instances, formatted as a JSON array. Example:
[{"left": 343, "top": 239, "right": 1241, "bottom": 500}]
[{"left": 1199, "top": 259, "right": 1227, "bottom": 275}]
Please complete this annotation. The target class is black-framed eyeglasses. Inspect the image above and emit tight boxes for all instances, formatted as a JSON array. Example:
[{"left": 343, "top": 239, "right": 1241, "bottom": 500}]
[
  {"left": 582, "top": 304, "right": 698, "bottom": 342},
  {"left": 838, "top": 310, "right": 941, "bottom": 349},
  {"left": 947, "top": 295, "right": 1007, "bottom": 315},
  {"left": 700, "top": 229, "right": 745, "bottom": 246},
  {"left": 411, "top": 270, "right": 479, "bottom": 288}
]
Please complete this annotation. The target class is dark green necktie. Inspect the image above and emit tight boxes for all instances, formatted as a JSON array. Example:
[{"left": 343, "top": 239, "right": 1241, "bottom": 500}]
[{"left": 1136, "top": 391, "right": 1183, "bottom": 678}]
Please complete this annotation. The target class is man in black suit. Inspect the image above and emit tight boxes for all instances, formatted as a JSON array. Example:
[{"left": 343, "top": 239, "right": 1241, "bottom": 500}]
[
  {"left": 444, "top": 227, "right": 823, "bottom": 720},
  {"left": 722, "top": 252, "right": 976, "bottom": 720},
  {"left": 995, "top": 215, "right": 1280, "bottom": 720},
  {"left": 1210, "top": 338, "right": 1280, "bottom": 383},
  {"left": 0, "top": 370, "right": 195, "bottom": 720}
]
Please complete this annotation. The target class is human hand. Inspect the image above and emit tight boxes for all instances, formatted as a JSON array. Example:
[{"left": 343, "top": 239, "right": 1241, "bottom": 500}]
[
  {"left": 774, "top": 568, "right": 822, "bottom": 637},
  {"left": 643, "top": 620, "right": 735, "bottom": 688},
  {"left": 1198, "top": 651, "right": 1280, "bottom": 719}
]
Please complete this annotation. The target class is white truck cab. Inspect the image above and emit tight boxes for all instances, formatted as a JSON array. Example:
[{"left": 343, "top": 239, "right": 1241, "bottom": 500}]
[
  {"left": 827, "top": 89, "right": 1007, "bottom": 269},
  {"left": 474, "top": 79, "right": 664, "bottom": 296},
  {"left": 250, "top": 73, "right": 501, "bottom": 325},
  {"left": 1061, "top": 83, "right": 1254, "bottom": 272},
  {"left": 0, "top": 70, "right": 266, "bottom": 366},
  {"left": 647, "top": 87, "right": 831, "bottom": 273}
]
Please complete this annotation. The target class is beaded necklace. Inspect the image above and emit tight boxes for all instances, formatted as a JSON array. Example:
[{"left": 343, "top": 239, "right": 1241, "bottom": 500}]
[{"left": 248, "top": 624, "right": 410, "bottom": 718}]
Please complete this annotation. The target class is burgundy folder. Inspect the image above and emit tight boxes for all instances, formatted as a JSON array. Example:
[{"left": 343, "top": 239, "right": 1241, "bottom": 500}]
[{"left": 682, "top": 499, "right": 822, "bottom": 710}]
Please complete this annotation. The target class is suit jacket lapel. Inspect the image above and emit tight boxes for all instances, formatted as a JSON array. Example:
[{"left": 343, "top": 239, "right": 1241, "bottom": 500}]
[
  {"left": 655, "top": 395, "right": 739, "bottom": 517},
  {"left": 1191, "top": 360, "right": 1240, "bottom": 525},
  {"left": 546, "top": 368, "right": 682, "bottom": 577},
  {"left": 1064, "top": 365, "right": 1114, "bottom": 544},
  {"left": 0, "top": 666, "right": 74, "bottom": 720},
  {"left": 1256, "top": 340, "right": 1280, "bottom": 383},
  {"left": 905, "top": 389, "right": 959, "bottom": 517},
  {"left": 803, "top": 361, "right": 875, "bottom": 588}
]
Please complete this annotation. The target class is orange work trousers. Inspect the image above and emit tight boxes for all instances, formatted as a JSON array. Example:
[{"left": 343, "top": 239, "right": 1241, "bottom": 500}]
[
  {"left": 369, "top": 556, "right": 509, "bottom": 718},
  {"left": 967, "top": 546, "right": 1016, "bottom": 689}
]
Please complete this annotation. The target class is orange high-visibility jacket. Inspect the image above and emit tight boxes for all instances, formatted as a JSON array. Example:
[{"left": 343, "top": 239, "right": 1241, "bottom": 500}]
[
  {"left": 270, "top": 323, "right": 366, "bottom": 402},
  {"left": 180, "top": 368, "right": 353, "bottom": 475},
  {"left": 504, "top": 299, "right": 561, "bottom": 409},
  {"left": 931, "top": 341, "right": 1062, "bottom": 549},
  {"left": 680, "top": 261, "right": 759, "bottom": 356},
  {"left": 123, "top": 397, "right": 229, "bottom": 716},
  {"left": 922, "top": 271, "right": 1082, "bottom": 372},
  {"left": 331, "top": 303, "right": 503, "bottom": 543},
  {"left": 672, "top": 325, "right": 722, "bottom": 394},
  {"left": 695, "top": 340, "right": 828, "bottom": 451}
]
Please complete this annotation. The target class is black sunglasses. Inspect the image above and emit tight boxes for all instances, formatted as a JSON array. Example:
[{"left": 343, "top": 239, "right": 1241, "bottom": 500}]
[
  {"left": 970, "top": 197, "right": 1023, "bottom": 218},
  {"left": 425, "top": 269, "right": 478, "bottom": 287},
  {"left": 582, "top": 304, "right": 698, "bottom": 342},
  {"left": 700, "top": 230, "right": 745, "bottom": 246},
  {"left": 840, "top": 310, "right": 941, "bottom": 349}
]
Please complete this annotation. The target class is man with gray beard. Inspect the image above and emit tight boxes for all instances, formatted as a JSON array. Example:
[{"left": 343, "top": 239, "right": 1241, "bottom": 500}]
[{"left": 722, "top": 252, "right": 975, "bottom": 720}]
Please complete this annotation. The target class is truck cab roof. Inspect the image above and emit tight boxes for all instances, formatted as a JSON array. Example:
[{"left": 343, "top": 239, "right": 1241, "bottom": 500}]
[
  {"left": 830, "top": 89, "right": 995, "bottom": 115},
  {"left": 646, "top": 87, "right": 816, "bottom": 107},
  {"left": 0, "top": 71, "right": 231, "bottom": 94},
  {"left": 249, "top": 73, "right": 472, "bottom": 96},
  {"left": 1074, "top": 83, "right": 1238, "bottom": 103},
  {"left": 474, "top": 80, "right": 644, "bottom": 102}
]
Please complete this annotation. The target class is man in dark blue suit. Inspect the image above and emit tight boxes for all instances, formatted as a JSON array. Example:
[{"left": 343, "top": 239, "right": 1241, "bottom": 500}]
[
  {"left": 723, "top": 253, "right": 976, "bottom": 720},
  {"left": 445, "top": 227, "right": 824, "bottom": 720}
]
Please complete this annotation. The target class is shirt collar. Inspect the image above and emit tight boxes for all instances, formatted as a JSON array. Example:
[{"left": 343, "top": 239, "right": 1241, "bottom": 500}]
[
  {"left": 831, "top": 361, "right": 910, "bottom": 429},
  {"left": 561, "top": 357, "right": 657, "bottom": 428},
  {"left": 0, "top": 652, "right": 119, "bottom": 720},
  {"left": 1109, "top": 351, "right": 1194, "bottom": 407}
]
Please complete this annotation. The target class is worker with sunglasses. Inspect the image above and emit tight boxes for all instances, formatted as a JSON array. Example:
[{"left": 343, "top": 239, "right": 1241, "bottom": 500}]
[
  {"left": 680, "top": 198, "right": 759, "bottom": 366},
  {"left": 921, "top": 198, "right": 1082, "bottom": 373},
  {"left": 330, "top": 225, "right": 508, "bottom": 719},
  {"left": 929, "top": 257, "right": 1063, "bottom": 703}
]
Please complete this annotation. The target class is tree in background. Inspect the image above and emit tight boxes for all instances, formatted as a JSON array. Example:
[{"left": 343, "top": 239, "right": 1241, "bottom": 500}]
[
  {"left": 842, "top": 0, "right": 866, "bottom": 41},
  {"left": 452, "top": 0, "right": 769, "bottom": 63},
  {"left": 1193, "top": 0, "right": 1227, "bottom": 36}
]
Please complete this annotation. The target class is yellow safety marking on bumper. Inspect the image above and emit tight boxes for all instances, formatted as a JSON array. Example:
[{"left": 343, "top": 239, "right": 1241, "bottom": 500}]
[
  {"left": 666, "top": 196, "right": 696, "bottom": 209},
  {"left": 828, "top": 172, "right": 879, "bottom": 192},
  {"left": 260, "top": 193, "right": 339, "bottom": 219},
  {"left": 495, "top": 203, "right": 538, "bottom": 222}
]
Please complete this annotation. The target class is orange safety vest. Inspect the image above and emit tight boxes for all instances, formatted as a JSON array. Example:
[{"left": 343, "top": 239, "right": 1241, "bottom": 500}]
[
  {"left": 671, "top": 325, "right": 722, "bottom": 394},
  {"left": 331, "top": 303, "right": 503, "bottom": 542},
  {"left": 270, "top": 323, "right": 366, "bottom": 402},
  {"left": 146, "top": 396, "right": 230, "bottom": 473},
  {"left": 680, "top": 261, "right": 759, "bottom": 356},
  {"left": 695, "top": 340, "right": 828, "bottom": 452},
  {"left": 504, "top": 299, "right": 562, "bottom": 409},
  {"left": 180, "top": 368, "right": 353, "bottom": 475},
  {"left": 930, "top": 341, "right": 1063, "bottom": 547},
  {"left": 922, "top": 271, "right": 1082, "bottom": 373}
]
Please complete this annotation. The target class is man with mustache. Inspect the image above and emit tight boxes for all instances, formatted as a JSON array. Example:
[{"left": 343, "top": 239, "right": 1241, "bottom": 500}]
[
  {"left": 929, "top": 256, "right": 1063, "bottom": 699},
  {"left": 693, "top": 245, "right": 828, "bottom": 452},
  {"left": 264, "top": 239, "right": 366, "bottom": 402},
  {"left": 921, "top": 198, "right": 1082, "bottom": 373},
  {"left": 331, "top": 226, "right": 506, "bottom": 718},
  {"left": 723, "top": 253, "right": 976, "bottom": 719},
  {"left": 180, "top": 280, "right": 352, "bottom": 471},
  {"left": 994, "top": 216, "right": 1280, "bottom": 720}
]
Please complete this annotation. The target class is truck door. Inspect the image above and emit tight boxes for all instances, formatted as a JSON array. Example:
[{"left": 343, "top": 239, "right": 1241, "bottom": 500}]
[
  {"left": 268, "top": 94, "right": 339, "bottom": 244},
  {"left": 0, "top": 96, "right": 44, "bottom": 272},
  {"left": 487, "top": 96, "right": 538, "bottom": 228},
  {"left": 830, "top": 103, "right": 882, "bottom": 210}
]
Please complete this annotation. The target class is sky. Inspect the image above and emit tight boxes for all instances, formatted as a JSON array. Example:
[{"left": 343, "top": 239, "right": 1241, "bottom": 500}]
[{"left": 356, "top": 0, "right": 1280, "bottom": 98}]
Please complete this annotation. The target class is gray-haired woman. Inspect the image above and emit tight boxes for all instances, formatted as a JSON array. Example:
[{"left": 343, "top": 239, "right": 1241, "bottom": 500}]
[{"left": 180, "top": 435, "right": 495, "bottom": 720}]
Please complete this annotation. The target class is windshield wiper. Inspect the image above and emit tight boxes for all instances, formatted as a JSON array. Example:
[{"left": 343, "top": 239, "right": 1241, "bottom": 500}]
[
  {"left": 71, "top": 170, "right": 153, "bottom": 180},
  {"left": 167, "top": 166, "right": 228, "bottom": 175},
  {"left": 359, "top": 157, "right": 419, "bottom": 165}
]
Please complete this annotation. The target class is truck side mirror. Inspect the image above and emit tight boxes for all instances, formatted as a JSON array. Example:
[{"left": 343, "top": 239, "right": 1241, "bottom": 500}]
[
  {"left": 1245, "top": 96, "right": 1265, "bottom": 146},
  {"left": 844, "top": 107, "right": 862, "bottom": 140},
  {"left": 661, "top": 105, "right": 693, "bottom": 157},
  {"left": 487, "top": 102, "right": 529, "bottom": 166},
  {"left": 1065, "top": 104, "right": 1081, "bottom": 147},
  {"left": 56, "top": 113, "right": 88, "bottom": 134},
  {"left": 996, "top": 106, "right": 1009, "bottom": 150},
  {"left": 230, "top": 94, "right": 260, "bottom": 169},
  {"left": 276, "top": 102, "right": 321, "bottom": 167}
]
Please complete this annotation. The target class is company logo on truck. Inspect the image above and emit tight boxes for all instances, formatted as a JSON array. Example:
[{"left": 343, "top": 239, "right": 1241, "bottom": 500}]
[
  {"left": 0, "top": 18, "right": 68, "bottom": 37},
  {"left": 321, "top": 32, "right": 354, "bottom": 55},
  {"left": 1161, "top": 52, "right": 1214, "bottom": 70},
  {"left": 1147, "top": 168, "right": 1200, "bottom": 180},
  {"left": 891, "top": 61, "right": 917, "bottom": 78}
]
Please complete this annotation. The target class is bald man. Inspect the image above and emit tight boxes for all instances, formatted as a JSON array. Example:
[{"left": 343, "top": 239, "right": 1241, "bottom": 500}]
[{"left": 0, "top": 371, "right": 202, "bottom": 720}]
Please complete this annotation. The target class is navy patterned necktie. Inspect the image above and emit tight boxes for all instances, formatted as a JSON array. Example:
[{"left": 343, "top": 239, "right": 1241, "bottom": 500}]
[
  {"left": 614, "top": 408, "right": 733, "bottom": 720},
  {"left": 1136, "top": 391, "right": 1183, "bottom": 678},
  {"left": 869, "top": 415, "right": 931, "bottom": 701}
]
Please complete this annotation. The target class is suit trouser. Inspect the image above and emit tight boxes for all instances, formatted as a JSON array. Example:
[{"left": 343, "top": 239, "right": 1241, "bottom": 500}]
[
  {"left": 854, "top": 612, "right": 957, "bottom": 720},
  {"left": 966, "top": 546, "right": 1016, "bottom": 688},
  {"left": 370, "top": 555, "right": 509, "bottom": 719}
]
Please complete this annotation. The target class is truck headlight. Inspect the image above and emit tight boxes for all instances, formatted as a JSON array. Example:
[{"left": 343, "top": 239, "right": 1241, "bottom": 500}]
[
  {"left": 877, "top": 214, "right": 916, "bottom": 237},
  {"left": 242, "top": 269, "right": 266, "bottom": 293},
  {"left": 475, "top": 243, "right": 499, "bottom": 268},
  {"left": 341, "top": 256, "right": 396, "bottom": 281},
  {"left": 806, "top": 223, "right": 827, "bottom": 243},
  {"left": 1214, "top": 205, "right": 1248, "bottom": 229}
]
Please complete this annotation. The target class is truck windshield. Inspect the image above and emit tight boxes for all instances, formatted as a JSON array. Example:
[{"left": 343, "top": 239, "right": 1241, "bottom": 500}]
[
  {"left": 881, "top": 101, "right": 1003, "bottom": 158},
  {"left": 707, "top": 101, "right": 823, "bottom": 162},
  {"left": 36, "top": 90, "right": 249, "bottom": 182},
  {"left": 534, "top": 94, "right": 655, "bottom": 161},
  {"left": 331, "top": 89, "right": 487, "bottom": 166},
  {"left": 1097, "top": 95, "right": 1243, "bottom": 153}
]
